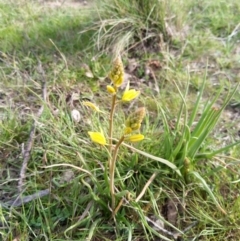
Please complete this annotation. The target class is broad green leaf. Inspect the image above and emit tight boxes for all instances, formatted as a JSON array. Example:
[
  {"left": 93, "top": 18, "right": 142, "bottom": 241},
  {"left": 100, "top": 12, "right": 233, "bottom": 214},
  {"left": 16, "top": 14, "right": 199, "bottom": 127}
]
[{"left": 122, "top": 142, "right": 182, "bottom": 176}]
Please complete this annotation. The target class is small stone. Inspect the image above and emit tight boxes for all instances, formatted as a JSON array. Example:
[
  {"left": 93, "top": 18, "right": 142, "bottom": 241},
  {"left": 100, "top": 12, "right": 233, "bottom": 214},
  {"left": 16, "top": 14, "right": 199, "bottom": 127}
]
[{"left": 71, "top": 109, "right": 81, "bottom": 123}]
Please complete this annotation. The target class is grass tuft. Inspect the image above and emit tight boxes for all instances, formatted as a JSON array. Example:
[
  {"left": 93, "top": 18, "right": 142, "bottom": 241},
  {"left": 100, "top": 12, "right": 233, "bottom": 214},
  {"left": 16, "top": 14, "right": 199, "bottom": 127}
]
[{"left": 84, "top": 0, "right": 169, "bottom": 54}]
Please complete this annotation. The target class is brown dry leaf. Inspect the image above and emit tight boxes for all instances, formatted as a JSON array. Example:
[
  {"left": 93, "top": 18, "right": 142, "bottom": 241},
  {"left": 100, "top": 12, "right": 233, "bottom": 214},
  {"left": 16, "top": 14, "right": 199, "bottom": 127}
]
[
  {"left": 147, "top": 59, "right": 162, "bottom": 70},
  {"left": 162, "top": 197, "right": 181, "bottom": 229},
  {"left": 166, "top": 199, "right": 178, "bottom": 226}
]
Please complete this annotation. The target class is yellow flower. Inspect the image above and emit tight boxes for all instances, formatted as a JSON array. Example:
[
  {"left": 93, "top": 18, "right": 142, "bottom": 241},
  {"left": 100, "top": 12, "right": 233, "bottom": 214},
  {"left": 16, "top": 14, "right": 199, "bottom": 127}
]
[
  {"left": 106, "top": 85, "right": 116, "bottom": 94},
  {"left": 125, "top": 107, "right": 146, "bottom": 131},
  {"left": 125, "top": 134, "right": 144, "bottom": 142},
  {"left": 88, "top": 132, "right": 107, "bottom": 145},
  {"left": 108, "top": 56, "right": 124, "bottom": 88},
  {"left": 121, "top": 81, "right": 140, "bottom": 102},
  {"left": 83, "top": 101, "right": 102, "bottom": 112},
  {"left": 122, "top": 89, "right": 140, "bottom": 102}
]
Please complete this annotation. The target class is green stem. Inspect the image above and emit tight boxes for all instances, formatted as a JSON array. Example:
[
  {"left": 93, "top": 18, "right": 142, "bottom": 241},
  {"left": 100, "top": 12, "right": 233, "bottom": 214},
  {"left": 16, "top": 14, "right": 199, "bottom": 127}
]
[{"left": 110, "top": 135, "right": 125, "bottom": 215}]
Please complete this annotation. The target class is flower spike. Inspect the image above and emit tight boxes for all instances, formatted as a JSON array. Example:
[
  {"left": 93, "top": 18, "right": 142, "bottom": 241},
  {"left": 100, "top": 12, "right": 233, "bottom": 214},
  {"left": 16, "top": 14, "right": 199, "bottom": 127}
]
[
  {"left": 125, "top": 107, "right": 146, "bottom": 131},
  {"left": 108, "top": 56, "right": 124, "bottom": 88}
]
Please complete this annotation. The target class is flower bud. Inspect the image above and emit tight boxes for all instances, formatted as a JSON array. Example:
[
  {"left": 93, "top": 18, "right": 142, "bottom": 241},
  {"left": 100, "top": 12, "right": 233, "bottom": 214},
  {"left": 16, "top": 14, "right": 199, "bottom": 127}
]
[
  {"left": 125, "top": 134, "right": 144, "bottom": 142},
  {"left": 106, "top": 85, "right": 116, "bottom": 94}
]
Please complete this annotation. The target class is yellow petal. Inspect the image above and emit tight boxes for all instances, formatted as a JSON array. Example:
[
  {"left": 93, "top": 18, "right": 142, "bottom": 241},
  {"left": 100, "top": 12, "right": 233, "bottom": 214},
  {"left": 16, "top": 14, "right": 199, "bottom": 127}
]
[
  {"left": 125, "top": 134, "right": 144, "bottom": 142},
  {"left": 106, "top": 85, "right": 116, "bottom": 94},
  {"left": 83, "top": 101, "right": 101, "bottom": 112},
  {"left": 88, "top": 132, "right": 107, "bottom": 145},
  {"left": 122, "top": 89, "right": 140, "bottom": 102}
]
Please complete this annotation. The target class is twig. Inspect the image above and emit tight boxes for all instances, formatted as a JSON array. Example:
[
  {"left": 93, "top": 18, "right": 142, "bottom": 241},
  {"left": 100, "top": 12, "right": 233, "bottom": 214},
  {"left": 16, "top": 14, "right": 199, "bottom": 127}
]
[
  {"left": 18, "top": 61, "right": 47, "bottom": 193},
  {"left": 136, "top": 172, "right": 157, "bottom": 202},
  {"left": 18, "top": 124, "right": 36, "bottom": 193},
  {"left": 113, "top": 198, "right": 124, "bottom": 217},
  {"left": 1, "top": 189, "right": 50, "bottom": 208}
]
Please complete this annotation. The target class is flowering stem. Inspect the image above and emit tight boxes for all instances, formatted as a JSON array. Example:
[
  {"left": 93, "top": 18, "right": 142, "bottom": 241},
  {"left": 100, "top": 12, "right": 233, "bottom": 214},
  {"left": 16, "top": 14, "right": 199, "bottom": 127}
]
[
  {"left": 108, "top": 94, "right": 117, "bottom": 169},
  {"left": 110, "top": 135, "right": 125, "bottom": 215}
]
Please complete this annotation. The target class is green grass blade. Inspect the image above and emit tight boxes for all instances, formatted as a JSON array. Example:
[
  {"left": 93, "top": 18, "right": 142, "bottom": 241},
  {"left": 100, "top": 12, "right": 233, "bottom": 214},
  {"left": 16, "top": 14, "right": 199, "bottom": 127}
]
[
  {"left": 188, "top": 76, "right": 207, "bottom": 127},
  {"left": 191, "top": 171, "right": 227, "bottom": 215}
]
